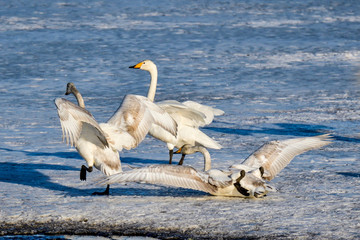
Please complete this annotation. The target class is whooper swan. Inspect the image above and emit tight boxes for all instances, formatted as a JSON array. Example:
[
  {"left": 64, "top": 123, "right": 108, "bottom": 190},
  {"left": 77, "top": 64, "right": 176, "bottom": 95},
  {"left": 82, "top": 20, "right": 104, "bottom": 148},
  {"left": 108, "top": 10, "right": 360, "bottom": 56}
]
[
  {"left": 129, "top": 59, "right": 223, "bottom": 164},
  {"left": 55, "top": 82, "right": 177, "bottom": 195},
  {"left": 100, "top": 134, "right": 331, "bottom": 197}
]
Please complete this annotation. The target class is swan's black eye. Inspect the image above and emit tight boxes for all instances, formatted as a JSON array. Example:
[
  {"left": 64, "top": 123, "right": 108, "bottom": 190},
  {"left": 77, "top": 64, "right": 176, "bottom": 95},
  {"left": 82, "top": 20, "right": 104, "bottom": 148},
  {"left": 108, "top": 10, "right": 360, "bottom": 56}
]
[{"left": 143, "top": 62, "right": 146, "bottom": 64}]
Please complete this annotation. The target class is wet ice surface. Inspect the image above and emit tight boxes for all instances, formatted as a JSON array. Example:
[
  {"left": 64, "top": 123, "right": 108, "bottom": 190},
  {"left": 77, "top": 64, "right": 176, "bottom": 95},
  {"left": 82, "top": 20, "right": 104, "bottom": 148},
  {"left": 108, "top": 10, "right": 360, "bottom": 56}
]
[{"left": 1, "top": 0, "right": 360, "bottom": 239}]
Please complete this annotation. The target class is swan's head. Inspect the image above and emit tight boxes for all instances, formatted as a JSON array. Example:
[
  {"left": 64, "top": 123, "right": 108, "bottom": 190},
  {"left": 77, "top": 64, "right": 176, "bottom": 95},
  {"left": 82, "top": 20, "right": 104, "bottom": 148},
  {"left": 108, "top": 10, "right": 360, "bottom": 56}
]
[
  {"left": 65, "top": 82, "right": 77, "bottom": 95},
  {"left": 174, "top": 145, "right": 207, "bottom": 155},
  {"left": 129, "top": 60, "right": 157, "bottom": 72},
  {"left": 174, "top": 144, "right": 194, "bottom": 155}
]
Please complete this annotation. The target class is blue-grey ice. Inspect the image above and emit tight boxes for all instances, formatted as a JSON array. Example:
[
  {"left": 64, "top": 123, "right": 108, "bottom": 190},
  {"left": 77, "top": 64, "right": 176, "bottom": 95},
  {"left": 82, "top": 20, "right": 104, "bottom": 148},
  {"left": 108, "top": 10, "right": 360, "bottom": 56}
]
[{"left": 0, "top": 1, "right": 359, "bottom": 239}]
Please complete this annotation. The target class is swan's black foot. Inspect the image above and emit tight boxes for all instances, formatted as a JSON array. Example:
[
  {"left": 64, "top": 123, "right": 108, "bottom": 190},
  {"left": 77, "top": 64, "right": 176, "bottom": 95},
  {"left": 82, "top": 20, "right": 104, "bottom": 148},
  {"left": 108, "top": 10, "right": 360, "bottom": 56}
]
[
  {"left": 92, "top": 185, "right": 110, "bottom": 196},
  {"left": 173, "top": 148, "right": 185, "bottom": 165},
  {"left": 178, "top": 154, "right": 185, "bottom": 165},
  {"left": 80, "top": 165, "right": 93, "bottom": 181},
  {"left": 168, "top": 149, "right": 173, "bottom": 164}
]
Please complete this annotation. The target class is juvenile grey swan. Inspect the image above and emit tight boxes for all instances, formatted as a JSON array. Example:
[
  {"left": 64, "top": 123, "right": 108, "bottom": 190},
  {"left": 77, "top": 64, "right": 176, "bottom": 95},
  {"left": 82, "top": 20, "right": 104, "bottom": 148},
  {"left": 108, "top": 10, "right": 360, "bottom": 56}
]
[
  {"left": 100, "top": 134, "right": 331, "bottom": 197},
  {"left": 129, "top": 59, "right": 223, "bottom": 164},
  {"left": 174, "top": 145, "right": 212, "bottom": 171},
  {"left": 55, "top": 82, "right": 177, "bottom": 195}
]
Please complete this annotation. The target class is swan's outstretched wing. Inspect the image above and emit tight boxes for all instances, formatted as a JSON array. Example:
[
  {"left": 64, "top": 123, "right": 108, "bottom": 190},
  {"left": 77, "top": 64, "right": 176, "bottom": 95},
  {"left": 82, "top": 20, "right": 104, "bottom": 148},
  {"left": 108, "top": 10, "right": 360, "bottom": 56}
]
[
  {"left": 157, "top": 100, "right": 207, "bottom": 128},
  {"left": 237, "top": 134, "right": 332, "bottom": 181},
  {"left": 54, "top": 98, "right": 108, "bottom": 148},
  {"left": 106, "top": 95, "right": 177, "bottom": 150},
  {"left": 100, "top": 164, "right": 224, "bottom": 194}
]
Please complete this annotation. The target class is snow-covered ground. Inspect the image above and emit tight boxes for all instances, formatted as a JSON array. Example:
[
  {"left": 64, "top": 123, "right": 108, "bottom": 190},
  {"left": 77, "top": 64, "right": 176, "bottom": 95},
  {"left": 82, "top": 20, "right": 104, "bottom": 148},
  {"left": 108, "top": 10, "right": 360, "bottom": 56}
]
[{"left": 1, "top": 0, "right": 360, "bottom": 239}]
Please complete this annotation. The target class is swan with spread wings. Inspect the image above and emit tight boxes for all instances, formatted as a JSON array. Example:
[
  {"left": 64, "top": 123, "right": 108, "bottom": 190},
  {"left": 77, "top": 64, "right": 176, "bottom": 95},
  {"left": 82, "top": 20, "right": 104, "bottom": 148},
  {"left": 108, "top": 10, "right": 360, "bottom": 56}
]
[
  {"left": 129, "top": 60, "right": 223, "bottom": 164},
  {"left": 100, "top": 134, "right": 331, "bottom": 197},
  {"left": 54, "top": 82, "right": 177, "bottom": 195}
]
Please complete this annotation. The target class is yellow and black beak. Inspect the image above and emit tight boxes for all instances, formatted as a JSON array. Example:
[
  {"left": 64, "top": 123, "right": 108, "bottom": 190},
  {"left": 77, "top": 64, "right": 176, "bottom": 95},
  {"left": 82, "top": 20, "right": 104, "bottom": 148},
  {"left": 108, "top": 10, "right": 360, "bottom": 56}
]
[
  {"left": 174, "top": 147, "right": 182, "bottom": 154},
  {"left": 129, "top": 62, "right": 143, "bottom": 69}
]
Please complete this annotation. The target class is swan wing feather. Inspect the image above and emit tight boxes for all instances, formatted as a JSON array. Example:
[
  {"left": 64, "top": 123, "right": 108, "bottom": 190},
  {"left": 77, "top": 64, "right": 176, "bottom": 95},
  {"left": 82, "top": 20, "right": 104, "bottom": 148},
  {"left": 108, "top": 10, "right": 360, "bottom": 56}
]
[
  {"left": 106, "top": 95, "right": 177, "bottom": 150},
  {"left": 157, "top": 100, "right": 207, "bottom": 128},
  {"left": 241, "top": 134, "right": 332, "bottom": 180},
  {"left": 100, "top": 165, "right": 219, "bottom": 194},
  {"left": 106, "top": 95, "right": 154, "bottom": 149},
  {"left": 54, "top": 98, "right": 108, "bottom": 148},
  {"left": 140, "top": 98, "right": 178, "bottom": 137},
  {"left": 182, "top": 100, "right": 224, "bottom": 125}
]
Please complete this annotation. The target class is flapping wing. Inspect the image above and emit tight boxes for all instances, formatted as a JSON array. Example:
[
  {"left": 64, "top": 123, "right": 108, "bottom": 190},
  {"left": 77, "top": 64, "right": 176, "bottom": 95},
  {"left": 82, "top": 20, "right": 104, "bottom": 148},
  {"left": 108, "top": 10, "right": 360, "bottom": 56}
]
[
  {"left": 106, "top": 95, "right": 153, "bottom": 149},
  {"left": 157, "top": 100, "right": 207, "bottom": 128},
  {"left": 54, "top": 98, "right": 108, "bottom": 148},
  {"left": 140, "top": 97, "right": 178, "bottom": 137},
  {"left": 99, "top": 164, "right": 219, "bottom": 194},
  {"left": 106, "top": 95, "right": 177, "bottom": 150},
  {"left": 241, "top": 134, "right": 332, "bottom": 181}
]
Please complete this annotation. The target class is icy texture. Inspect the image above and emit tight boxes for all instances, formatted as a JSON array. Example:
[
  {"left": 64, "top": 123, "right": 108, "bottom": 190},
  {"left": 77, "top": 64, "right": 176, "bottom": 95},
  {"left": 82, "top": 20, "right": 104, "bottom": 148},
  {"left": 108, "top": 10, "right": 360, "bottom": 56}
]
[{"left": 0, "top": 0, "right": 360, "bottom": 239}]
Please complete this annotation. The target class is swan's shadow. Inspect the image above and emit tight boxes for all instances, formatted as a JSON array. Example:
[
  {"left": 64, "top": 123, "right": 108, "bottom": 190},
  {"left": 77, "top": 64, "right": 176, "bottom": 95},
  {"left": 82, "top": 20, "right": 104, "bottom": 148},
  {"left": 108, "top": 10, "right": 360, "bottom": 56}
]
[
  {"left": 107, "top": 184, "right": 208, "bottom": 198},
  {"left": 0, "top": 161, "right": 92, "bottom": 196},
  {"left": 0, "top": 147, "right": 98, "bottom": 196},
  {"left": 336, "top": 172, "right": 360, "bottom": 178},
  {"left": 0, "top": 147, "right": 179, "bottom": 197},
  {"left": 0, "top": 147, "right": 82, "bottom": 160},
  {"left": 207, "top": 122, "right": 360, "bottom": 143}
]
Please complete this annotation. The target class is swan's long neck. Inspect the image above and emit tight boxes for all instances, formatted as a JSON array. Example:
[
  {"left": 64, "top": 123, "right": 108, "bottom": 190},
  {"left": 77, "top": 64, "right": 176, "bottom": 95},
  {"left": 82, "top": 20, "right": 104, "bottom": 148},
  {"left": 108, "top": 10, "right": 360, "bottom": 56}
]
[
  {"left": 146, "top": 65, "right": 158, "bottom": 102},
  {"left": 191, "top": 146, "right": 211, "bottom": 171},
  {"left": 72, "top": 88, "right": 85, "bottom": 108},
  {"left": 200, "top": 147, "right": 211, "bottom": 171}
]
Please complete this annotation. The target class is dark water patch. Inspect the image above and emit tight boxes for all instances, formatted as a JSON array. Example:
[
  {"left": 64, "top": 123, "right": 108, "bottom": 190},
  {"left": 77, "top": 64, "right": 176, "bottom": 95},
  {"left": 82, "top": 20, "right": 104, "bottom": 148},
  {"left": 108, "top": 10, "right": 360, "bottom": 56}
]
[{"left": 0, "top": 220, "right": 288, "bottom": 240}]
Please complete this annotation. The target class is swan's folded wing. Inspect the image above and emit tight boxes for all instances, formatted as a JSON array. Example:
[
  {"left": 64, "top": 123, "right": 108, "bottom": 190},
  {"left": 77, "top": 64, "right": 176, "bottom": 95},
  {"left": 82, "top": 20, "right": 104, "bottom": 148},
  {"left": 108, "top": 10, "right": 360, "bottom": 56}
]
[
  {"left": 182, "top": 100, "right": 224, "bottom": 125},
  {"left": 157, "top": 100, "right": 207, "bottom": 128},
  {"left": 99, "top": 165, "right": 219, "bottom": 194},
  {"left": 241, "top": 134, "right": 332, "bottom": 181},
  {"left": 54, "top": 98, "right": 108, "bottom": 148}
]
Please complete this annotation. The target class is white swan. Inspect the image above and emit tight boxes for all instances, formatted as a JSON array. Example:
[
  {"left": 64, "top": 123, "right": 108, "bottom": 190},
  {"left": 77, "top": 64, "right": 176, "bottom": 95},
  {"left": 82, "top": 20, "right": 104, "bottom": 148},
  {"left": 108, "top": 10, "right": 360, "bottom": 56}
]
[
  {"left": 100, "top": 134, "right": 331, "bottom": 197},
  {"left": 129, "top": 59, "right": 223, "bottom": 164},
  {"left": 55, "top": 82, "right": 177, "bottom": 195}
]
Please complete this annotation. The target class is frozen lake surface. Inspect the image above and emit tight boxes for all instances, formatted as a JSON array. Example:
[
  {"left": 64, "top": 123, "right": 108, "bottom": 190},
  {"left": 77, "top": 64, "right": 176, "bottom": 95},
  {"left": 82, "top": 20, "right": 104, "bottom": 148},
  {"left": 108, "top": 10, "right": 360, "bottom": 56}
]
[{"left": 1, "top": 0, "right": 360, "bottom": 239}]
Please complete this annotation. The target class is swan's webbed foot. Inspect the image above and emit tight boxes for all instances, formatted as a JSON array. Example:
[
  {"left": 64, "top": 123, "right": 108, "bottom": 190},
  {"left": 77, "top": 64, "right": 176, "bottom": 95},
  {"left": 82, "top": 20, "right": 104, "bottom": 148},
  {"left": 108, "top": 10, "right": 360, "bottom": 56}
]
[
  {"left": 80, "top": 165, "right": 93, "bottom": 181},
  {"left": 178, "top": 154, "right": 186, "bottom": 166},
  {"left": 169, "top": 149, "right": 173, "bottom": 164},
  {"left": 92, "top": 184, "right": 110, "bottom": 196}
]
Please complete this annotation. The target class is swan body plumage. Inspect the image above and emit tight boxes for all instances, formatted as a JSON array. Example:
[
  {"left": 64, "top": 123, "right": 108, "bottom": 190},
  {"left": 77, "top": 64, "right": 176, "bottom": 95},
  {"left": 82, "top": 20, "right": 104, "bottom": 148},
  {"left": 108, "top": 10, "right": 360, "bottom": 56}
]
[
  {"left": 129, "top": 59, "right": 223, "bottom": 163},
  {"left": 101, "top": 134, "right": 332, "bottom": 197}
]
